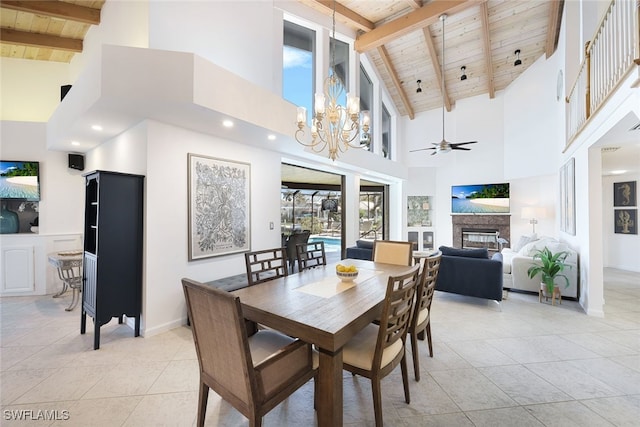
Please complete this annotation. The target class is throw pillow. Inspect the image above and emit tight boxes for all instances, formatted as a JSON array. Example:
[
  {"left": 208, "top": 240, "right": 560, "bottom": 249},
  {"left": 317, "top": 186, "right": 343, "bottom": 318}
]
[
  {"left": 512, "top": 233, "right": 538, "bottom": 252},
  {"left": 523, "top": 238, "right": 555, "bottom": 257},
  {"left": 439, "top": 246, "right": 489, "bottom": 259}
]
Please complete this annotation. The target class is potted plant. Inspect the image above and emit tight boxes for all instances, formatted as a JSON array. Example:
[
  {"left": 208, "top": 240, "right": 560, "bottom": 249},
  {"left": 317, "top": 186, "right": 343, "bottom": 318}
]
[{"left": 527, "top": 247, "right": 572, "bottom": 297}]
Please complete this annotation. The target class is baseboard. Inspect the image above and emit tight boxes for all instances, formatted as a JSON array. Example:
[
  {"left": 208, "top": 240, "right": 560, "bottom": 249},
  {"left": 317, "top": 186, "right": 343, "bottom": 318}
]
[{"left": 141, "top": 316, "right": 188, "bottom": 338}]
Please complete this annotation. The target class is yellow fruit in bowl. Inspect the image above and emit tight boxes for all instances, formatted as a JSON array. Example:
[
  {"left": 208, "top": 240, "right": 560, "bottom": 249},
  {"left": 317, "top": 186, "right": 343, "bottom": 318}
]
[{"left": 336, "top": 264, "right": 358, "bottom": 274}]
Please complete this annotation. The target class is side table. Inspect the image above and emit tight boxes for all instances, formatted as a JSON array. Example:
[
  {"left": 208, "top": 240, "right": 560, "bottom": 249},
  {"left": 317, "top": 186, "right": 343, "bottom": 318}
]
[
  {"left": 48, "top": 250, "right": 83, "bottom": 311},
  {"left": 413, "top": 250, "right": 439, "bottom": 266}
]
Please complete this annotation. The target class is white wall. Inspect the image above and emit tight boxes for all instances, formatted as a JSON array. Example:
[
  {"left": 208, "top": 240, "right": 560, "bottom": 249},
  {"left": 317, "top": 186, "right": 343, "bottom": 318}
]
[
  {"left": 85, "top": 122, "right": 148, "bottom": 176},
  {"left": 148, "top": 1, "right": 280, "bottom": 93},
  {"left": 603, "top": 173, "right": 640, "bottom": 271},
  {"left": 503, "top": 51, "right": 564, "bottom": 180},
  {"left": 143, "top": 121, "right": 282, "bottom": 335},
  {"left": 0, "top": 59, "right": 70, "bottom": 122},
  {"left": 0, "top": 121, "right": 84, "bottom": 234},
  {"left": 70, "top": 0, "right": 150, "bottom": 82}
]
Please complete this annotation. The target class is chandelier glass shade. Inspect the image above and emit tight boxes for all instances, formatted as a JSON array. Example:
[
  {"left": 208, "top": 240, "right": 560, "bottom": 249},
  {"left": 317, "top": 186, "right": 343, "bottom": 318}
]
[{"left": 294, "top": 1, "right": 370, "bottom": 161}]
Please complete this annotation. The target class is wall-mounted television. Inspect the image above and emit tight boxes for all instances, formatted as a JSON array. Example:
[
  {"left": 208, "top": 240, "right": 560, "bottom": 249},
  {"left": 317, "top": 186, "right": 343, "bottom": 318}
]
[
  {"left": 0, "top": 161, "right": 40, "bottom": 201},
  {"left": 451, "top": 183, "right": 509, "bottom": 214}
]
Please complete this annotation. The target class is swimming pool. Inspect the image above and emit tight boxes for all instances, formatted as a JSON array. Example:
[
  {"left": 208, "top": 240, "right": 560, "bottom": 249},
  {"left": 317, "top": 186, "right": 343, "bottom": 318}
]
[{"left": 308, "top": 236, "right": 341, "bottom": 252}]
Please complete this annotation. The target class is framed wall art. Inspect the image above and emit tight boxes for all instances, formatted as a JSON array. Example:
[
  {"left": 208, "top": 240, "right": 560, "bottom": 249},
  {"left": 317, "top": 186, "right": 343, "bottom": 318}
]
[
  {"left": 613, "top": 181, "right": 637, "bottom": 207},
  {"left": 559, "top": 157, "right": 576, "bottom": 235},
  {"left": 188, "top": 154, "right": 250, "bottom": 261},
  {"left": 407, "top": 196, "right": 432, "bottom": 227},
  {"left": 614, "top": 209, "right": 637, "bottom": 235}
]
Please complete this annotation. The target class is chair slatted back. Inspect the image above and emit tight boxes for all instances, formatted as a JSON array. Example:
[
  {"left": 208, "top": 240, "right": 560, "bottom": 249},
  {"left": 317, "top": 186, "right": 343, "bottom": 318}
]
[
  {"left": 244, "top": 247, "right": 288, "bottom": 286},
  {"left": 415, "top": 252, "right": 441, "bottom": 316},
  {"left": 374, "top": 265, "right": 420, "bottom": 366},
  {"left": 296, "top": 241, "right": 327, "bottom": 271},
  {"left": 372, "top": 240, "right": 414, "bottom": 266},
  {"left": 182, "top": 279, "right": 255, "bottom": 408}
]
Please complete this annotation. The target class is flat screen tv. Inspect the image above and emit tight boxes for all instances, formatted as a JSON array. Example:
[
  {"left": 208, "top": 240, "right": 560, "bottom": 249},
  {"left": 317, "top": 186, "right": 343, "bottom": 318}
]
[
  {"left": 0, "top": 161, "right": 40, "bottom": 201},
  {"left": 451, "top": 183, "right": 509, "bottom": 214}
]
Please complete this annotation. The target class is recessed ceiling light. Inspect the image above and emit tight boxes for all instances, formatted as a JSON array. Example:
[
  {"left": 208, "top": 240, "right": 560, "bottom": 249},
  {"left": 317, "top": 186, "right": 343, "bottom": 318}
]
[
  {"left": 610, "top": 170, "right": 627, "bottom": 175},
  {"left": 267, "top": 134, "right": 276, "bottom": 141},
  {"left": 222, "top": 120, "right": 234, "bottom": 128},
  {"left": 71, "top": 141, "right": 80, "bottom": 146},
  {"left": 601, "top": 146, "right": 621, "bottom": 153},
  {"left": 91, "top": 125, "right": 103, "bottom": 131}
]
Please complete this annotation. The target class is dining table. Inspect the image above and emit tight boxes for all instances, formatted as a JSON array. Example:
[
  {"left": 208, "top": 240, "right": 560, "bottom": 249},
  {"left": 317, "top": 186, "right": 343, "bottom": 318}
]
[{"left": 233, "top": 258, "right": 414, "bottom": 427}]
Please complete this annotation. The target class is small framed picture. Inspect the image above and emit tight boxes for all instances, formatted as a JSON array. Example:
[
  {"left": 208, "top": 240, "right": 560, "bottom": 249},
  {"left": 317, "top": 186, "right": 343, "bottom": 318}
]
[
  {"left": 614, "top": 209, "right": 637, "bottom": 235},
  {"left": 613, "top": 181, "right": 637, "bottom": 207}
]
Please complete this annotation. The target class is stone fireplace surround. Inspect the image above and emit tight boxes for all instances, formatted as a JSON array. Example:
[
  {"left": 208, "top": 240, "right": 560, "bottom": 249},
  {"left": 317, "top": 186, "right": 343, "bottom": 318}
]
[{"left": 452, "top": 215, "right": 510, "bottom": 253}]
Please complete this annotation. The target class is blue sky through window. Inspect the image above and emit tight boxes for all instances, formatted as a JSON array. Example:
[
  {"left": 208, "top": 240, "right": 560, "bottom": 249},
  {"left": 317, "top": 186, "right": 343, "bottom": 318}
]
[{"left": 283, "top": 45, "right": 312, "bottom": 125}]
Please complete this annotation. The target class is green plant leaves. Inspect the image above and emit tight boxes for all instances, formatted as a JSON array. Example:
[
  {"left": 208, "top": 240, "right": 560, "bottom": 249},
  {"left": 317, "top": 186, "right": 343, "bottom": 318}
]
[{"left": 527, "top": 246, "right": 572, "bottom": 295}]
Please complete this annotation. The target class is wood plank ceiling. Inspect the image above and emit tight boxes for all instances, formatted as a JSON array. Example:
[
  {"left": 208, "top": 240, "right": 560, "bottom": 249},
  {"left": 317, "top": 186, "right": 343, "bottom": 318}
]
[
  {"left": 300, "top": 0, "right": 563, "bottom": 117},
  {"left": 0, "top": 0, "right": 562, "bottom": 119},
  {"left": 0, "top": 0, "right": 104, "bottom": 62}
]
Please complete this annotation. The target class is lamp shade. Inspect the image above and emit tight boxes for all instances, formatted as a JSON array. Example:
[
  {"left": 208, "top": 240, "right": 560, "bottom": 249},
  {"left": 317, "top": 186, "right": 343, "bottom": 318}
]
[
  {"left": 521, "top": 207, "right": 536, "bottom": 219},
  {"left": 521, "top": 207, "right": 546, "bottom": 219}
]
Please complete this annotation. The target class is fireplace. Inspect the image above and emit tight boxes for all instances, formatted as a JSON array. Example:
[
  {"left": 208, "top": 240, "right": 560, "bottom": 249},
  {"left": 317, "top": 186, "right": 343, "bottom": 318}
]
[
  {"left": 462, "top": 228, "right": 500, "bottom": 251},
  {"left": 452, "top": 215, "right": 510, "bottom": 253}
]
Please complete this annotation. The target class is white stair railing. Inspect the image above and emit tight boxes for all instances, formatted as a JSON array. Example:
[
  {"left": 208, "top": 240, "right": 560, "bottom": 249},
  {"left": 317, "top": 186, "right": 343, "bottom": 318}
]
[{"left": 566, "top": 0, "right": 639, "bottom": 147}]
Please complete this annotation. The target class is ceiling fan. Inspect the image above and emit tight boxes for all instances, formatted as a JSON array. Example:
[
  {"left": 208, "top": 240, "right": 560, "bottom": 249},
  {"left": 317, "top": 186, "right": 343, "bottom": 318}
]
[{"left": 411, "top": 14, "right": 478, "bottom": 155}]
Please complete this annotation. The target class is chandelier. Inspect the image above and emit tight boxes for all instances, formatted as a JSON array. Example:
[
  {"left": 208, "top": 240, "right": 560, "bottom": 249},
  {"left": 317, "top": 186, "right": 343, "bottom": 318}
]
[{"left": 294, "top": 1, "right": 370, "bottom": 161}]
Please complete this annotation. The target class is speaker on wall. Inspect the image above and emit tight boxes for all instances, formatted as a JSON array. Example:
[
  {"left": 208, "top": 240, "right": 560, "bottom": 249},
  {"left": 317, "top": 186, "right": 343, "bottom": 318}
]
[
  {"left": 61, "top": 85, "right": 72, "bottom": 101},
  {"left": 68, "top": 153, "right": 85, "bottom": 171}
]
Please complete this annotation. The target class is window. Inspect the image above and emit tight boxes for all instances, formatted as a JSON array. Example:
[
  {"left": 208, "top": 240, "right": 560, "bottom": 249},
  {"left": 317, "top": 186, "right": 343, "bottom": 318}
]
[
  {"left": 359, "top": 186, "right": 386, "bottom": 240},
  {"left": 360, "top": 65, "right": 373, "bottom": 150},
  {"left": 330, "top": 37, "right": 349, "bottom": 106},
  {"left": 283, "top": 21, "right": 315, "bottom": 125},
  {"left": 381, "top": 103, "right": 391, "bottom": 159}
]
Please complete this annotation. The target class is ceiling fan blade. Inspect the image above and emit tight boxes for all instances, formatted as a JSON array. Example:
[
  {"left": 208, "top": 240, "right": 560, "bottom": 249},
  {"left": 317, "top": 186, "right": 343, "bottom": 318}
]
[
  {"left": 450, "top": 141, "right": 478, "bottom": 147},
  {"left": 409, "top": 147, "right": 437, "bottom": 152},
  {"left": 451, "top": 146, "right": 472, "bottom": 151}
]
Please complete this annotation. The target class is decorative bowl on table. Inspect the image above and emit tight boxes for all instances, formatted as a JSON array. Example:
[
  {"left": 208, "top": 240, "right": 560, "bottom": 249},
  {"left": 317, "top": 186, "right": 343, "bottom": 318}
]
[{"left": 336, "top": 264, "right": 359, "bottom": 282}]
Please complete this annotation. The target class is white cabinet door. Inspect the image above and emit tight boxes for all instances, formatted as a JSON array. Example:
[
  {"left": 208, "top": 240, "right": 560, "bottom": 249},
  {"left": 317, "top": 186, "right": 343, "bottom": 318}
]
[{"left": 1, "top": 246, "right": 34, "bottom": 293}]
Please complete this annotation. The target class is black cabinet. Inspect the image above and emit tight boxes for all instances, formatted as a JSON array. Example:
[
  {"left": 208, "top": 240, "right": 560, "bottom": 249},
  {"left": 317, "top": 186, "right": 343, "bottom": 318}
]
[{"left": 81, "top": 171, "right": 144, "bottom": 350}]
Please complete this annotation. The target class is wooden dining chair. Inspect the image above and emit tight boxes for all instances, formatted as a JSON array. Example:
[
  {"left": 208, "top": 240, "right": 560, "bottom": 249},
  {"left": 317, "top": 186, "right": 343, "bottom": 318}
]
[
  {"left": 244, "top": 247, "right": 288, "bottom": 286},
  {"left": 372, "top": 240, "right": 414, "bottom": 266},
  {"left": 182, "top": 278, "right": 317, "bottom": 427},
  {"left": 409, "top": 251, "right": 441, "bottom": 381},
  {"left": 341, "top": 264, "right": 420, "bottom": 427},
  {"left": 296, "top": 241, "right": 327, "bottom": 271}
]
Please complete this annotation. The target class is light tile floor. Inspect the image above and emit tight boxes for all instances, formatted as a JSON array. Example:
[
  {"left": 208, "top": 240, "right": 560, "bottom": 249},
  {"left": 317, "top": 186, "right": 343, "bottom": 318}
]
[{"left": 1, "top": 268, "right": 638, "bottom": 426}]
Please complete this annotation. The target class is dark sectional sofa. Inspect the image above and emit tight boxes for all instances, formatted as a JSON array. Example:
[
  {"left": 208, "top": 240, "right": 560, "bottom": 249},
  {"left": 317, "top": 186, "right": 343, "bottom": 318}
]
[
  {"left": 346, "top": 239, "right": 374, "bottom": 260},
  {"left": 435, "top": 246, "right": 503, "bottom": 302}
]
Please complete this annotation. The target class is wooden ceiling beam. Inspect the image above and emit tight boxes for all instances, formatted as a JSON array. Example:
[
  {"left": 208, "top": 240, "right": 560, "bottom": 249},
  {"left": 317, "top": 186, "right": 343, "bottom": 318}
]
[
  {"left": 355, "top": 0, "right": 484, "bottom": 52},
  {"left": 421, "top": 26, "right": 451, "bottom": 112},
  {"left": 0, "top": 0, "right": 101, "bottom": 25},
  {"left": 403, "top": 0, "right": 423, "bottom": 10},
  {"left": 310, "top": 0, "right": 374, "bottom": 32},
  {"left": 480, "top": 2, "right": 495, "bottom": 99},
  {"left": 0, "top": 28, "right": 82, "bottom": 52},
  {"left": 545, "top": 0, "right": 564, "bottom": 58},
  {"left": 377, "top": 45, "right": 414, "bottom": 119}
]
